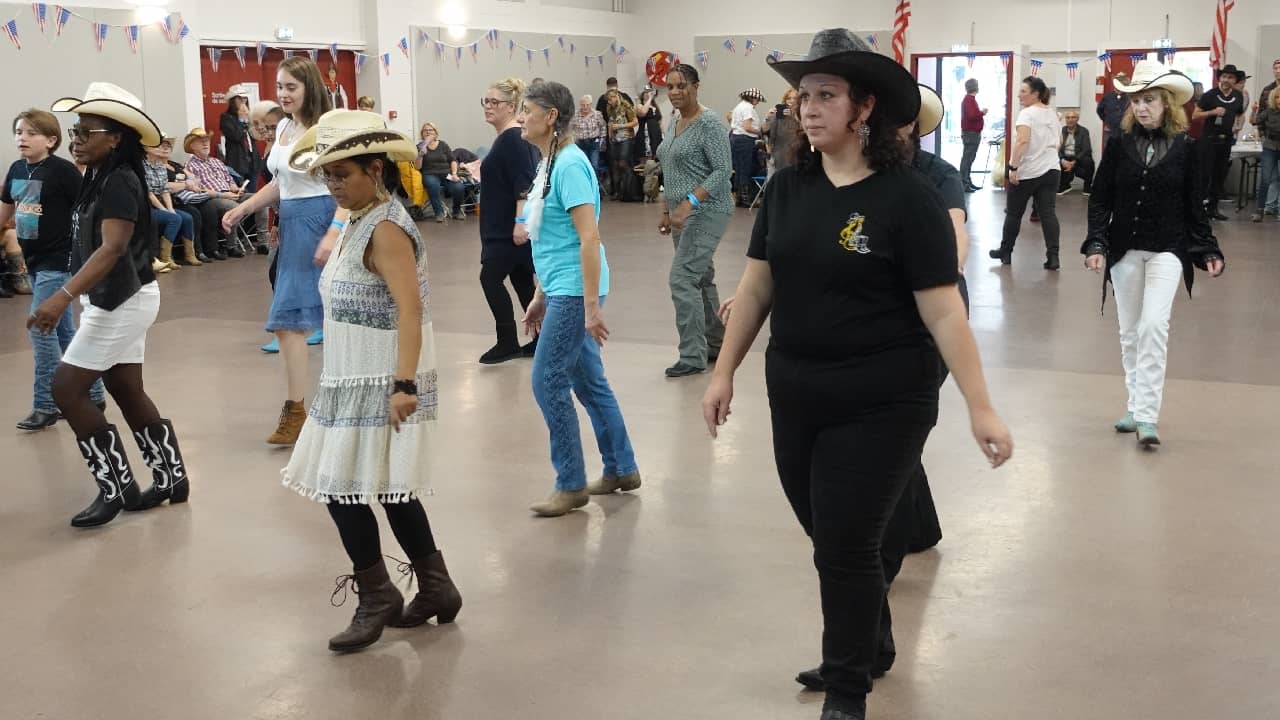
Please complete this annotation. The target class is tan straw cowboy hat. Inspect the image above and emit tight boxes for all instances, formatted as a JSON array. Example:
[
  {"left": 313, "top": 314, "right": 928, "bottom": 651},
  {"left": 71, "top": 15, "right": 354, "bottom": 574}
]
[{"left": 289, "top": 109, "right": 417, "bottom": 173}]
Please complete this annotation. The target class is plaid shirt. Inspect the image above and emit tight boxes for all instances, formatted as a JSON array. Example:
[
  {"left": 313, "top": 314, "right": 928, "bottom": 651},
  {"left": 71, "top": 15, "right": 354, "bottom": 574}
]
[
  {"left": 569, "top": 109, "right": 607, "bottom": 141},
  {"left": 184, "top": 155, "right": 235, "bottom": 192},
  {"left": 143, "top": 160, "right": 170, "bottom": 196}
]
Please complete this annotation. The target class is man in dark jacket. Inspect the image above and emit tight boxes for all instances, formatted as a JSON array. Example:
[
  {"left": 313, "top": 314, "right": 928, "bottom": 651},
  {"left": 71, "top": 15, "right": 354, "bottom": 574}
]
[
  {"left": 1058, "top": 110, "right": 1094, "bottom": 195},
  {"left": 1096, "top": 71, "right": 1130, "bottom": 144}
]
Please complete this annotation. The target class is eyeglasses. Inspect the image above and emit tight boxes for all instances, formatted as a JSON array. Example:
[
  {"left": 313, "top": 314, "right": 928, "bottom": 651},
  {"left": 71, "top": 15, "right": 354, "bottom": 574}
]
[
  {"left": 480, "top": 97, "right": 513, "bottom": 108},
  {"left": 316, "top": 170, "right": 348, "bottom": 188},
  {"left": 67, "top": 126, "right": 112, "bottom": 142}
]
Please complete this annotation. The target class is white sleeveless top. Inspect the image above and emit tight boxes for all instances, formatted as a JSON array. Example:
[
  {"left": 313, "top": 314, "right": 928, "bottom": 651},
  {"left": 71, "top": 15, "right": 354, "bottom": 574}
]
[{"left": 267, "top": 117, "right": 330, "bottom": 200}]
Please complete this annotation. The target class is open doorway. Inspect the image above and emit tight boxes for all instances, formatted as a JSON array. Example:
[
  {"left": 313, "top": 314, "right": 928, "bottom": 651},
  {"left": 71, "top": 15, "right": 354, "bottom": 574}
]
[
  {"left": 1095, "top": 48, "right": 1211, "bottom": 107},
  {"left": 914, "top": 52, "right": 1013, "bottom": 182}
]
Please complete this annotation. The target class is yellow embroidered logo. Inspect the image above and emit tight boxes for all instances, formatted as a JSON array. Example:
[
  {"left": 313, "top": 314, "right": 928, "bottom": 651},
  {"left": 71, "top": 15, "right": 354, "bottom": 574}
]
[{"left": 838, "top": 212, "right": 870, "bottom": 254}]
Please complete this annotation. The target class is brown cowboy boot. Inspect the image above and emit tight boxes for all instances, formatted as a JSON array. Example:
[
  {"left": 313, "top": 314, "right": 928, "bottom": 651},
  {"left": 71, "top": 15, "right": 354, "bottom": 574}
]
[
  {"left": 267, "top": 400, "right": 307, "bottom": 445},
  {"left": 179, "top": 238, "right": 203, "bottom": 266},
  {"left": 328, "top": 559, "right": 405, "bottom": 653},
  {"left": 390, "top": 552, "right": 463, "bottom": 628}
]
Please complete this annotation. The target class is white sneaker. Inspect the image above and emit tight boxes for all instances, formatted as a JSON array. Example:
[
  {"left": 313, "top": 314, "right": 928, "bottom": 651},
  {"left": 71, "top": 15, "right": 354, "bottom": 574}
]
[{"left": 1057, "top": 187, "right": 1072, "bottom": 196}]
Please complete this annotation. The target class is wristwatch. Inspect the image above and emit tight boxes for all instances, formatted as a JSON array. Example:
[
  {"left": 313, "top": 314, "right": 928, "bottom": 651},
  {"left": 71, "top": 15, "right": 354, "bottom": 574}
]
[{"left": 393, "top": 378, "right": 418, "bottom": 396}]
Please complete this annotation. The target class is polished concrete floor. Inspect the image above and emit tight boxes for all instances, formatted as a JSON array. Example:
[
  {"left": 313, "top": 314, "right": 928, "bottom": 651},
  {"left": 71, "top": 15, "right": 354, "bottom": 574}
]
[{"left": 2, "top": 190, "right": 1279, "bottom": 720}]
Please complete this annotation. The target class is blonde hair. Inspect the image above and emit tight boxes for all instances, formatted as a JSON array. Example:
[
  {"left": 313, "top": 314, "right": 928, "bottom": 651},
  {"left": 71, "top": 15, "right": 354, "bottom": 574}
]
[
  {"left": 782, "top": 88, "right": 799, "bottom": 105},
  {"left": 1270, "top": 86, "right": 1280, "bottom": 111},
  {"left": 420, "top": 122, "right": 438, "bottom": 139},
  {"left": 357, "top": 96, "right": 376, "bottom": 110},
  {"left": 490, "top": 77, "right": 527, "bottom": 107},
  {"left": 1119, "top": 87, "right": 1188, "bottom": 135}
]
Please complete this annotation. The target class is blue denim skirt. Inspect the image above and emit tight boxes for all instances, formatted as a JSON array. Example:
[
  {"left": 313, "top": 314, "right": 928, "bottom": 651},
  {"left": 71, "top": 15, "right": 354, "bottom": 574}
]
[{"left": 266, "top": 194, "right": 335, "bottom": 332}]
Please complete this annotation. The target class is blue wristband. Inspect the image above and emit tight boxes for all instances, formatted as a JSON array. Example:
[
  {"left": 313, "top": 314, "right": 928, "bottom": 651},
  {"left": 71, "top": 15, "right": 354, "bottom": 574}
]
[
  {"left": 330, "top": 220, "right": 345, "bottom": 231},
  {"left": 686, "top": 193, "right": 701, "bottom": 208},
  {"left": 516, "top": 216, "right": 527, "bottom": 223}
]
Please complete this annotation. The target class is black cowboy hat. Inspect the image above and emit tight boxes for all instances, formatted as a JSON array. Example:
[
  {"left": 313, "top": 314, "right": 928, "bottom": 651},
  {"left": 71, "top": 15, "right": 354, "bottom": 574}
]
[
  {"left": 1217, "top": 64, "right": 1248, "bottom": 81},
  {"left": 766, "top": 28, "right": 919, "bottom": 126}
]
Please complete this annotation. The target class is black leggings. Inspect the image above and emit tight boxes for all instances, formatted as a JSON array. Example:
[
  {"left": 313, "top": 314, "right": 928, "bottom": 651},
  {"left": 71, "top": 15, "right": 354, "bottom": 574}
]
[
  {"left": 480, "top": 250, "right": 536, "bottom": 339},
  {"left": 327, "top": 499, "right": 438, "bottom": 571},
  {"left": 1000, "top": 169, "right": 1060, "bottom": 256}
]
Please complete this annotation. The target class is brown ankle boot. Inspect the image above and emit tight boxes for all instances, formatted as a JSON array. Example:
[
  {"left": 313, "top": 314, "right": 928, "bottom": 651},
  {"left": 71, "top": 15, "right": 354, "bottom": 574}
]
[
  {"left": 328, "top": 559, "right": 405, "bottom": 653},
  {"left": 267, "top": 400, "right": 307, "bottom": 445},
  {"left": 390, "top": 551, "right": 463, "bottom": 628},
  {"left": 180, "top": 238, "right": 202, "bottom": 266},
  {"left": 158, "top": 239, "right": 180, "bottom": 271}
]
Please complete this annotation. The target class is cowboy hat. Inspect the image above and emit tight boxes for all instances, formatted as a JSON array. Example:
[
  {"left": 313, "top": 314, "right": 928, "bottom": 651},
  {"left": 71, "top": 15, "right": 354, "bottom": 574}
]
[
  {"left": 182, "top": 127, "right": 211, "bottom": 154},
  {"left": 289, "top": 109, "right": 417, "bottom": 173},
  {"left": 739, "top": 88, "right": 765, "bottom": 102},
  {"left": 50, "top": 82, "right": 163, "bottom": 147},
  {"left": 1113, "top": 59, "right": 1194, "bottom": 105},
  {"left": 766, "top": 28, "right": 919, "bottom": 127},
  {"left": 1216, "top": 64, "right": 1247, "bottom": 81},
  {"left": 917, "top": 84, "right": 944, "bottom": 136},
  {"left": 226, "top": 84, "right": 250, "bottom": 100}
]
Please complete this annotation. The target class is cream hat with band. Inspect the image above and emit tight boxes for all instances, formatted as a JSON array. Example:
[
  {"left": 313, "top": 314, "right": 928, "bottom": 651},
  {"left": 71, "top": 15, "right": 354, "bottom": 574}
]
[
  {"left": 227, "top": 84, "right": 250, "bottom": 100},
  {"left": 182, "top": 127, "right": 211, "bottom": 154},
  {"left": 289, "top": 109, "right": 417, "bottom": 173},
  {"left": 50, "top": 82, "right": 163, "bottom": 147},
  {"left": 1113, "top": 60, "right": 1194, "bottom": 106},
  {"left": 916, "top": 84, "right": 944, "bottom": 136}
]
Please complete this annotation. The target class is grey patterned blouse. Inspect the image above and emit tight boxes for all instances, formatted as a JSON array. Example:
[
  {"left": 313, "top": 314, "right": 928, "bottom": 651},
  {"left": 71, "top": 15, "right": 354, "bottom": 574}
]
[{"left": 656, "top": 108, "right": 733, "bottom": 216}]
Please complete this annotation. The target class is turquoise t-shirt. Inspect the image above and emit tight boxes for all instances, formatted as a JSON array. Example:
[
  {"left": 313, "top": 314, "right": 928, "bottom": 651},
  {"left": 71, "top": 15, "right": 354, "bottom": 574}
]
[{"left": 530, "top": 143, "right": 609, "bottom": 297}]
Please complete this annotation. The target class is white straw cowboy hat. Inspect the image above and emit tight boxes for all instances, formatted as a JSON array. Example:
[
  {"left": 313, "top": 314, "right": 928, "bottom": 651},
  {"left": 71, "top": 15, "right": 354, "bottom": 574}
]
[
  {"left": 767, "top": 28, "right": 920, "bottom": 127},
  {"left": 226, "top": 84, "right": 250, "bottom": 100},
  {"left": 917, "top": 84, "right": 944, "bottom": 136},
  {"left": 289, "top": 109, "right": 417, "bottom": 173},
  {"left": 50, "top": 82, "right": 163, "bottom": 147},
  {"left": 1114, "top": 60, "right": 1194, "bottom": 105},
  {"left": 740, "top": 87, "right": 765, "bottom": 102}
]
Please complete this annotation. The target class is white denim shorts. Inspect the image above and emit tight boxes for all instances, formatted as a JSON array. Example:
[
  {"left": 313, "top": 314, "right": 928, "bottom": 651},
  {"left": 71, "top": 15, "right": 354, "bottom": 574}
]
[{"left": 62, "top": 282, "right": 161, "bottom": 372}]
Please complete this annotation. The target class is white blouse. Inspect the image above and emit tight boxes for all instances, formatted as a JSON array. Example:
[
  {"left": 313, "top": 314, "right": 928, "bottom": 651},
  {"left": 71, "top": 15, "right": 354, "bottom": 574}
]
[{"left": 267, "top": 118, "right": 331, "bottom": 200}]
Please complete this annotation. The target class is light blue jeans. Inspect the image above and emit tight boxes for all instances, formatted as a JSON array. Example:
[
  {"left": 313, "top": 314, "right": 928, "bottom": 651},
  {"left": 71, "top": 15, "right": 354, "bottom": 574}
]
[
  {"left": 1256, "top": 148, "right": 1279, "bottom": 213},
  {"left": 531, "top": 296, "right": 638, "bottom": 491},
  {"left": 30, "top": 270, "right": 105, "bottom": 412}
]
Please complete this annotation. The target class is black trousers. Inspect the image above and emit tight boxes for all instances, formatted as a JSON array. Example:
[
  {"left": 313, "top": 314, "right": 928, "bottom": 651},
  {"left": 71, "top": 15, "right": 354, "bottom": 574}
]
[
  {"left": 767, "top": 350, "right": 937, "bottom": 711},
  {"left": 191, "top": 201, "right": 225, "bottom": 256},
  {"left": 1001, "top": 169, "right": 1061, "bottom": 257},
  {"left": 959, "top": 131, "right": 982, "bottom": 186},
  {"left": 1058, "top": 157, "right": 1095, "bottom": 192},
  {"left": 480, "top": 247, "right": 537, "bottom": 345},
  {"left": 327, "top": 499, "right": 438, "bottom": 571},
  {"left": 730, "top": 134, "right": 757, "bottom": 205},
  {"left": 1201, "top": 136, "right": 1233, "bottom": 212}
]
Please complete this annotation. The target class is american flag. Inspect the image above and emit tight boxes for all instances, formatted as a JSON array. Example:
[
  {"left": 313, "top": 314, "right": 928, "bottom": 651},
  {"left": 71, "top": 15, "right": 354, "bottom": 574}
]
[
  {"left": 397, "top": 36, "right": 408, "bottom": 59},
  {"left": 329, "top": 43, "right": 339, "bottom": 61},
  {"left": 1029, "top": 59, "right": 1043, "bottom": 76},
  {"left": 175, "top": 19, "right": 189, "bottom": 42},
  {"left": 891, "top": 0, "right": 911, "bottom": 65},
  {"left": 1066, "top": 62, "right": 1079, "bottom": 79},
  {"left": 306, "top": 47, "right": 317, "bottom": 62},
  {"left": 32, "top": 4, "right": 46, "bottom": 33},
  {"left": 126, "top": 24, "right": 139, "bottom": 53},
  {"left": 744, "top": 38, "right": 756, "bottom": 56},
  {"left": 382, "top": 52, "right": 392, "bottom": 74},
  {"left": 53, "top": 5, "right": 69, "bottom": 36},
  {"left": 543, "top": 47, "right": 551, "bottom": 66},
  {"left": 207, "top": 47, "right": 221, "bottom": 71},
  {"left": 471, "top": 42, "right": 479, "bottom": 62},
  {"left": 1129, "top": 53, "right": 1145, "bottom": 63},
  {"left": 1097, "top": 51, "right": 1111, "bottom": 73},
  {"left": 94, "top": 22, "right": 108, "bottom": 51},
  {"left": 1210, "top": 0, "right": 1234, "bottom": 70},
  {"left": 257, "top": 42, "right": 268, "bottom": 63},
  {"left": 354, "top": 52, "right": 367, "bottom": 74},
  {"left": 966, "top": 53, "right": 975, "bottom": 68},
  {"left": 722, "top": 38, "right": 735, "bottom": 54},
  {"left": 2, "top": 19, "right": 20, "bottom": 49},
  {"left": 234, "top": 45, "right": 246, "bottom": 68}
]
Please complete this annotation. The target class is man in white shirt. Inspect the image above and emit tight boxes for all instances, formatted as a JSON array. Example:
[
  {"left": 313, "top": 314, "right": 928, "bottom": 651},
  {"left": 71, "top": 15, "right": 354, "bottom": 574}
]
[{"left": 730, "top": 88, "right": 764, "bottom": 207}]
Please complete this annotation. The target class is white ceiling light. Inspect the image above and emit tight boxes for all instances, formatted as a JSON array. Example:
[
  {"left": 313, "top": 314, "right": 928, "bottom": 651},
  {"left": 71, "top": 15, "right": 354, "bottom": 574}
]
[
  {"left": 125, "top": 0, "right": 169, "bottom": 25},
  {"left": 441, "top": 2, "right": 467, "bottom": 40}
]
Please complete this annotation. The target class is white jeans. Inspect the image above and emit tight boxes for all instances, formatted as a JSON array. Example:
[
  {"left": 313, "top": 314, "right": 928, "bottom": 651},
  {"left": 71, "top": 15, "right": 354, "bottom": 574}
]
[{"left": 1110, "top": 251, "right": 1181, "bottom": 423}]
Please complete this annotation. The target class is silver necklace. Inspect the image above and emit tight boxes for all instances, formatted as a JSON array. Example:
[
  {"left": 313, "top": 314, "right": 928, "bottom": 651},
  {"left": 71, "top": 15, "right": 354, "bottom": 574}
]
[{"left": 24, "top": 158, "right": 48, "bottom": 178}]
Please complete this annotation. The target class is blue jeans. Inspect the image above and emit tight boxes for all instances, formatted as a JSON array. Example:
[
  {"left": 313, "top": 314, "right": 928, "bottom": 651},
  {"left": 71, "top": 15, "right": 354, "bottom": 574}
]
[
  {"left": 1257, "top": 148, "right": 1279, "bottom": 212},
  {"left": 531, "top": 296, "right": 638, "bottom": 491},
  {"left": 152, "top": 207, "right": 195, "bottom": 241},
  {"left": 30, "top": 271, "right": 104, "bottom": 412},
  {"left": 422, "top": 174, "right": 464, "bottom": 216},
  {"left": 576, "top": 139, "right": 601, "bottom": 174}
]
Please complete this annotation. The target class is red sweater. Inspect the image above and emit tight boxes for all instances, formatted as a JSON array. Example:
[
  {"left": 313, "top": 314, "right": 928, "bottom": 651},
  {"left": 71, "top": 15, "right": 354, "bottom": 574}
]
[{"left": 961, "top": 94, "right": 984, "bottom": 133}]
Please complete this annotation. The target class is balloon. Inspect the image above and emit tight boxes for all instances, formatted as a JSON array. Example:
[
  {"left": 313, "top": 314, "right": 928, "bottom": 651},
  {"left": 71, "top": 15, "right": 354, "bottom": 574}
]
[{"left": 646, "top": 50, "right": 680, "bottom": 86}]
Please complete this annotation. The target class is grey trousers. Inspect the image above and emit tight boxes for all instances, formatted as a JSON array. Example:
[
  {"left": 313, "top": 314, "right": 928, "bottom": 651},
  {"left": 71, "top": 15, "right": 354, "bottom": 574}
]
[{"left": 669, "top": 209, "right": 730, "bottom": 367}]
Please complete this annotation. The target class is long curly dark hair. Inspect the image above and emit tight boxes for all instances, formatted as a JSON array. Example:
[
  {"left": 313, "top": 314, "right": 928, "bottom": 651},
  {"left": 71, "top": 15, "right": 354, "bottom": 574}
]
[
  {"left": 791, "top": 83, "right": 905, "bottom": 173},
  {"left": 75, "top": 116, "right": 151, "bottom": 242}
]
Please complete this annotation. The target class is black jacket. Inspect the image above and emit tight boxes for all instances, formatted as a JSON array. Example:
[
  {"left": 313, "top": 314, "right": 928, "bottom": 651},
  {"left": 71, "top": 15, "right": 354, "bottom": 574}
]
[
  {"left": 1082, "top": 131, "right": 1223, "bottom": 310},
  {"left": 220, "top": 112, "right": 261, "bottom": 183},
  {"left": 1059, "top": 125, "right": 1092, "bottom": 162}
]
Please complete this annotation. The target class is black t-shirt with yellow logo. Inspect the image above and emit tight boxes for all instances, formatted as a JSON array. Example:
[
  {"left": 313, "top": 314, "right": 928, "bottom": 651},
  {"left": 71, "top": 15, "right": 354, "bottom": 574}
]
[{"left": 748, "top": 164, "right": 958, "bottom": 372}]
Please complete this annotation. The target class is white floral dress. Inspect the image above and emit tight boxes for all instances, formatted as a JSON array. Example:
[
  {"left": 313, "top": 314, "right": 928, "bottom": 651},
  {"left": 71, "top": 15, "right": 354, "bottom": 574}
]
[{"left": 282, "top": 200, "right": 437, "bottom": 503}]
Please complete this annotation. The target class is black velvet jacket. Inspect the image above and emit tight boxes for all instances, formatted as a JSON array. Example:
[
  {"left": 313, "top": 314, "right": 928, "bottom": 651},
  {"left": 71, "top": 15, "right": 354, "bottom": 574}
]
[{"left": 1082, "top": 130, "right": 1223, "bottom": 309}]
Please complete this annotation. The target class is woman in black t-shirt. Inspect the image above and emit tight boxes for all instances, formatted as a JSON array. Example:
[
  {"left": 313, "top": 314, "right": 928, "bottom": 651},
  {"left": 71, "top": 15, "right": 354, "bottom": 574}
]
[
  {"left": 701, "top": 31, "right": 1013, "bottom": 720},
  {"left": 29, "top": 83, "right": 192, "bottom": 528}
]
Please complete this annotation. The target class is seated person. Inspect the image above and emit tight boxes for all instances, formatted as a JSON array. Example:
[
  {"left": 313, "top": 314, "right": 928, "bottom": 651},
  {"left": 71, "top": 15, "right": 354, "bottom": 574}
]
[
  {"left": 143, "top": 136, "right": 199, "bottom": 269},
  {"left": 183, "top": 127, "right": 266, "bottom": 255},
  {"left": 162, "top": 145, "right": 221, "bottom": 261},
  {"left": 357, "top": 96, "right": 376, "bottom": 111},
  {"left": 1057, "top": 109, "right": 1094, "bottom": 195},
  {"left": 414, "top": 122, "right": 466, "bottom": 221}
]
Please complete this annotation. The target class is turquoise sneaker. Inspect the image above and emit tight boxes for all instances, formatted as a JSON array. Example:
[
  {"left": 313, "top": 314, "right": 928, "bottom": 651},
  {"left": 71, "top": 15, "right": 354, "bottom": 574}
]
[
  {"left": 1135, "top": 422, "right": 1161, "bottom": 447},
  {"left": 1114, "top": 412, "right": 1137, "bottom": 433},
  {"left": 307, "top": 329, "right": 324, "bottom": 346},
  {"left": 261, "top": 337, "right": 279, "bottom": 354}
]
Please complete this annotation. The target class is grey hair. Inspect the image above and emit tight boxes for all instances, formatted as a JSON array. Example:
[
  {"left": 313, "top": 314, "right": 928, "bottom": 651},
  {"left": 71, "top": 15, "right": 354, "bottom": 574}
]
[
  {"left": 525, "top": 80, "right": 575, "bottom": 135},
  {"left": 964, "top": 78, "right": 979, "bottom": 93},
  {"left": 581, "top": 94, "right": 593, "bottom": 104}
]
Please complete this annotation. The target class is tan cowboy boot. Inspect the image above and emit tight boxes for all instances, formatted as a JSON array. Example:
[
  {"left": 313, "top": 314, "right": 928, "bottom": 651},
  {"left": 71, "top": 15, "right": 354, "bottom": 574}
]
[{"left": 267, "top": 400, "right": 307, "bottom": 445}]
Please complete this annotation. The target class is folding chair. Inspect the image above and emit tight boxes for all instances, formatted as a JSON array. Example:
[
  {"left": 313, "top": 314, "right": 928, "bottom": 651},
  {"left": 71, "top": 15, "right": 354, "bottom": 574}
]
[
  {"left": 749, "top": 176, "right": 768, "bottom": 213},
  {"left": 225, "top": 168, "right": 263, "bottom": 254}
]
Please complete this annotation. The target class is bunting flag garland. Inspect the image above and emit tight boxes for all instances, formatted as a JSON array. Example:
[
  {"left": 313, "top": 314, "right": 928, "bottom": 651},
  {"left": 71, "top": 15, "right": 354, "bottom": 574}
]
[
  {"left": 1129, "top": 53, "right": 1145, "bottom": 64},
  {"left": 616, "top": 45, "right": 626, "bottom": 63},
  {"left": 891, "top": 0, "right": 911, "bottom": 64},
  {"left": 865, "top": 34, "right": 879, "bottom": 51},
  {"left": 434, "top": 41, "right": 445, "bottom": 61},
  {"left": 569, "top": 42, "right": 575, "bottom": 56},
  {"left": 397, "top": 36, "right": 409, "bottom": 59},
  {"left": 175, "top": 18, "right": 189, "bottom": 42},
  {"left": 768, "top": 49, "right": 782, "bottom": 62},
  {"left": 381, "top": 51, "right": 391, "bottom": 75},
  {"left": 470, "top": 41, "right": 479, "bottom": 62},
  {"left": 234, "top": 45, "right": 246, "bottom": 68},
  {"left": 1210, "top": 0, "right": 1234, "bottom": 70},
  {"left": 329, "top": 42, "right": 339, "bottom": 61},
  {"left": 1097, "top": 51, "right": 1111, "bottom": 73},
  {"left": 2, "top": 19, "right": 19, "bottom": 49},
  {"left": 282, "top": 49, "right": 293, "bottom": 59},
  {"left": 93, "top": 21, "right": 107, "bottom": 51},
  {"left": 160, "top": 14, "right": 174, "bottom": 42},
  {"left": 207, "top": 46, "right": 222, "bottom": 70},
  {"left": 126, "top": 24, "right": 139, "bottom": 53},
  {"left": 1001, "top": 52, "right": 1011, "bottom": 71},
  {"left": 609, "top": 41, "right": 616, "bottom": 56},
  {"left": 1065, "top": 61, "right": 1078, "bottom": 79},
  {"left": 597, "top": 55, "right": 604, "bottom": 69},
  {"left": 53, "top": 5, "right": 69, "bottom": 36},
  {"left": 354, "top": 52, "right": 367, "bottom": 74},
  {"left": 966, "top": 52, "right": 975, "bottom": 68},
  {"left": 1162, "top": 46, "right": 1176, "bottom": 62},
  {"left": 418, "top": 29, "right": 430, "bottom": 46},
  {"left": 509, "top": 38, "right": 515, "bottom": 60},
  {"left": 1029, "top": 58, "right": 1043, "bottom": 76},
  {"left": 486, "top": 29, "right": 497, "bottom": 49},
  {"left": 543, "top": 47, "right": 551, "bottom": 66},
  {"left": 696, "top": 50, "right": 709, "bottom": 68},
  {"left": 455, "top": 46, "right": 463, "bottom": 67},
  {"left": 558, "top": 36, "right": 564, "bottom": 50},
  {"left": 32, "top": 3, "right": 46, "bottom": 33},
  {"left": 526, "top": 48, "right": 533, "bottom": 67},
  {"left": 743, "top": 38, "right": 756, "bottom": 56},
  {"left": 722, "top": 38, "right": 735, "bottom": 54},
  {"left": 306, "top": 47, "right": 318, "bottom": 62},
  {"left": 584, "top": 55, "right": 590, "bottom": 68},
  {"left": 257, "top": 41, "right": 268, "bottom": 62}
]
